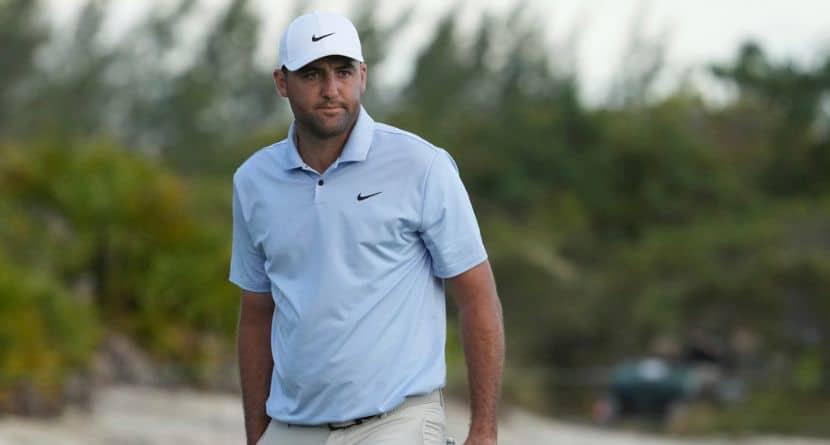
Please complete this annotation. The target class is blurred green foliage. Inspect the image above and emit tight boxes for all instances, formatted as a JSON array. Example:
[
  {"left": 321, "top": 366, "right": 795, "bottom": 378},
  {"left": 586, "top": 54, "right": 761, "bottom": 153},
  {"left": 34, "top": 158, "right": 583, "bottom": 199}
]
[
  {"left": 0, "top": 251, "right": 98, "bottom": 411},
  {"left": 1, "top": 0, "right": 829, "bottom": 433},
  {"left": 674, "top": 390, "right": 830, "bottom": 437},
  {"left": 0, "top": 139, "right": 237, "bottom": 388}
]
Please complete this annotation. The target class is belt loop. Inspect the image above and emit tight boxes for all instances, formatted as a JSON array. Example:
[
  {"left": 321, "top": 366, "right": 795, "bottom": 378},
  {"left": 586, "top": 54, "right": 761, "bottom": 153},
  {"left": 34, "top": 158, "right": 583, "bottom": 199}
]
[{"left": 439, "top": 389, "right": 444, "bottom": 407}]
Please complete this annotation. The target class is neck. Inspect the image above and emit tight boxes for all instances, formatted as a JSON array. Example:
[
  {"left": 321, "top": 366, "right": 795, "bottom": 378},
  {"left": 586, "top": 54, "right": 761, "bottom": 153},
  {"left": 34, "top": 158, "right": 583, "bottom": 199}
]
[{"left": 294, "top": 121, "right": 356, "bottom": 173}]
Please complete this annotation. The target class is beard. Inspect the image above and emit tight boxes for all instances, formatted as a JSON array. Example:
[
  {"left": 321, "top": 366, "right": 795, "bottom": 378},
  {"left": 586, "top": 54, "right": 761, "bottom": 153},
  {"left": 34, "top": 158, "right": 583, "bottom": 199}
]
[{"left": 292, "top": 101, "right": 359, "bottom": 140}]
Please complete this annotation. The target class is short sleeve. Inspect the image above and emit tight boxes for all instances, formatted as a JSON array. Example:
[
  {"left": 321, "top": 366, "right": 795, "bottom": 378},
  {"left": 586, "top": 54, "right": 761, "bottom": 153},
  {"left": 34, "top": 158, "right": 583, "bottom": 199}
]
[
  {"left": 419, "top": 149, "right": 488, "bottom": 278},
  {"left": 229, "top": 183, "right": 271, "bottom": 292}
]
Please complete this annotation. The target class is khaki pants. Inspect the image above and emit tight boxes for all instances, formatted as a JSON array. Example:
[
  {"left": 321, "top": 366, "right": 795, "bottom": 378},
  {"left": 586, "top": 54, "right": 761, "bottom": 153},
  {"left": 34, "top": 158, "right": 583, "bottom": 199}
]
[{"left": 256, "top": 391, "right": 452, "bottom": 445}]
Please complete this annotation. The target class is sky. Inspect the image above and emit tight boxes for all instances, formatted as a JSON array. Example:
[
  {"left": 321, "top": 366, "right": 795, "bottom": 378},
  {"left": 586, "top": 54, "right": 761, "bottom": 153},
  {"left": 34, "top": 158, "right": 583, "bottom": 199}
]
[{"left": 45, "top": 0, "right": 830, "bottom": 104}]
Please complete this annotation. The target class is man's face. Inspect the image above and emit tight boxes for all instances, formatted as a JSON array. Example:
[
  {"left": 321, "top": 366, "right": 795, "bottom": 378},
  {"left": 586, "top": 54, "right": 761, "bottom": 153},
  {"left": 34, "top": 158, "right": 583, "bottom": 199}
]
[{"left": 274, "top": 56, "right": 367, "bottom": 140}]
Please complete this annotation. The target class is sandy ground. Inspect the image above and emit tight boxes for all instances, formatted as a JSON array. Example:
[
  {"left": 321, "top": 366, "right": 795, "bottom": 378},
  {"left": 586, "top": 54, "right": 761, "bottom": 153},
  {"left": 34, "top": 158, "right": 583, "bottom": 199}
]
[{"left": 0, "top": 385, "right": 827, "bottom": 445}]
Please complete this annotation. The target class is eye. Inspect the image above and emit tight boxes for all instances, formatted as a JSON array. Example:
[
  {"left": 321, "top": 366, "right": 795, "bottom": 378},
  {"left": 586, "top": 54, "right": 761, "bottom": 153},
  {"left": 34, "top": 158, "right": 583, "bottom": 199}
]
[
  {"left": 301, "top": 71, "right": 319, "bottom": 80},
  {"left": 337, "top": 69, "right": 353, "bottom": 78}
]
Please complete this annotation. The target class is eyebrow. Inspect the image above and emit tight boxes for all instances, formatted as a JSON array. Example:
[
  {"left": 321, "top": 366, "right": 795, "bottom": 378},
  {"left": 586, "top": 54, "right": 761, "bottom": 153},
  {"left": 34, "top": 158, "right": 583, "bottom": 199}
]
[
  {"left": 302, "top": 59, "right": 357, "bottom": 72},
  {"left": 335, "top": 62, "right": 357, "bottom": 70}
]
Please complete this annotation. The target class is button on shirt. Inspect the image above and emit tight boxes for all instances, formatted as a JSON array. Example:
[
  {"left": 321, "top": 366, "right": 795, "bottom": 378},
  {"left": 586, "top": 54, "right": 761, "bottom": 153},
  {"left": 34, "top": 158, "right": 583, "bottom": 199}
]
[{"left": 229, "top": 107, "right": 487, "bottom": 425}]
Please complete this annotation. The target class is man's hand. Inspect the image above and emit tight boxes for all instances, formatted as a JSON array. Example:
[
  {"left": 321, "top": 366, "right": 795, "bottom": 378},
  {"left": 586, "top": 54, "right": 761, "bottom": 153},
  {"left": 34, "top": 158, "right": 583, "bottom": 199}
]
[{"left": 446, "top": 260, "right": 504, "bottom": 445}]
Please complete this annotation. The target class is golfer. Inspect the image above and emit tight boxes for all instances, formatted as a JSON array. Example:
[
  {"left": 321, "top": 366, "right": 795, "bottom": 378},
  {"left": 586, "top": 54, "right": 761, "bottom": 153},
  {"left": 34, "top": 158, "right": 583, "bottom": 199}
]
[{"left": 231, "top": 10, "right": 504, "bottom": 445}]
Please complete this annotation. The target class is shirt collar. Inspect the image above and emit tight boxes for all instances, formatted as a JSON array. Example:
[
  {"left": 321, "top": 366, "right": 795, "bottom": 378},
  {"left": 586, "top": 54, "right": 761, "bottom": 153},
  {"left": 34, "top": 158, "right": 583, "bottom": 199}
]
[{"left": 278, "top": 106, "right": 374, "bottom": 171}]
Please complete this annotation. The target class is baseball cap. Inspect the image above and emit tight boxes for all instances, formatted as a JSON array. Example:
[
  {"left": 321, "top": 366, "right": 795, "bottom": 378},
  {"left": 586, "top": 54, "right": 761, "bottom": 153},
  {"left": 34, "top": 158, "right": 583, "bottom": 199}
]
[{"left": 278, "top": 11, "right": 364, "bottom": 71}]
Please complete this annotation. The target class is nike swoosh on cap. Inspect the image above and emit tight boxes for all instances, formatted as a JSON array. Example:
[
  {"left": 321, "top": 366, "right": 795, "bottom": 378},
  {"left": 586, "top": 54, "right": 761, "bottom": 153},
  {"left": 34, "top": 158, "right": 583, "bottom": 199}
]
[{"left": 311, "top": 32, "right": 335, "bottom": 42}]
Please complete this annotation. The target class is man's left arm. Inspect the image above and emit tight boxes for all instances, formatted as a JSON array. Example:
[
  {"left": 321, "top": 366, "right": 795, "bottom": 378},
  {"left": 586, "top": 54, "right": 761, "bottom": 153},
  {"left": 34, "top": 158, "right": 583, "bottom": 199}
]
[{"left": 446, "top": 259, "right": 505, "bottom": 445}]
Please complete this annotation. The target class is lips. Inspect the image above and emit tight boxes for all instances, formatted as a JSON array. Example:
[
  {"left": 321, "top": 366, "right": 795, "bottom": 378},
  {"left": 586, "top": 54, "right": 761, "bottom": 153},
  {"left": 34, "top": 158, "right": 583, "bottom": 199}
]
[{"left": 316, "top": 106, "right": 345, "bottom": 118}]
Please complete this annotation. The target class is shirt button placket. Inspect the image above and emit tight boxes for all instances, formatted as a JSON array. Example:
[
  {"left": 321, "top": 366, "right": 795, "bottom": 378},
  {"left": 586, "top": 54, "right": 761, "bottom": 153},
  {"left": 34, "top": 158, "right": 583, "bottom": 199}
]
[{"left": 314, "top": 177, "right": 325, "bottom": 203}]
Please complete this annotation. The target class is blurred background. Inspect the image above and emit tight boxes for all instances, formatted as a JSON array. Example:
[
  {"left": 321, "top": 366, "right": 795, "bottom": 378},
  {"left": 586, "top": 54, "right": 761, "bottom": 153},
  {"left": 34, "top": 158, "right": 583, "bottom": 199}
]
[{"left": 1, "top": 0, "right": 830, "bottom": 443}]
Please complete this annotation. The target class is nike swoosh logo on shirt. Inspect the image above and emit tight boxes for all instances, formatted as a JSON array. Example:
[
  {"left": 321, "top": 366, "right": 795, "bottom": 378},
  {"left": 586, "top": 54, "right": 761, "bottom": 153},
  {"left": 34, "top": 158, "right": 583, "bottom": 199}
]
[{"left": 357, "top": 192, "right": 382, "bottom": 201}]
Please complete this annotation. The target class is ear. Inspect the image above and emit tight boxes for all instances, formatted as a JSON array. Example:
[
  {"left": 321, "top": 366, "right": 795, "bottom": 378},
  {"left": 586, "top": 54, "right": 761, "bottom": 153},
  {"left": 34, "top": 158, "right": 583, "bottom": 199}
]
[
  {"left": 273, "top": 68, "right": 289, "bottom": 97},
  {"left": 359, "top": 62, "right": 367, "bottom": 94}
]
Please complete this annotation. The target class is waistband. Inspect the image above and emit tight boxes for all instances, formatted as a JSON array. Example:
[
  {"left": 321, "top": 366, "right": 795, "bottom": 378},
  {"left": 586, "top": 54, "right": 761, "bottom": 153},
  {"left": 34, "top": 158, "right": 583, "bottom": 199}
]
[
  {"left": 327, "top": 390, "right": 443, "bottom": 430},
  {"left": 278, "top": 390, "right": 443, "bottom": 431}
]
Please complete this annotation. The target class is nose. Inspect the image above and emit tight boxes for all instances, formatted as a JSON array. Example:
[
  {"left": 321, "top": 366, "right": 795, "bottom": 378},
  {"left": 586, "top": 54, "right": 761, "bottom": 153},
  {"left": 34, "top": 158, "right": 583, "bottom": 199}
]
[{"left": 321, "top": 75, "right": 339, "bottom": 99}]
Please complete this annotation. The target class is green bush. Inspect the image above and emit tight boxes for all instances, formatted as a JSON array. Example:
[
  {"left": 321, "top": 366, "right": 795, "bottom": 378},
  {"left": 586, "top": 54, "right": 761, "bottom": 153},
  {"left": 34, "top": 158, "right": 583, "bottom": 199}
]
[
  {"left": 0, "top": 253, "right": 99, "bottom": 412},
  {"left": 0, "top": 140, "right": 238, "bottom": 386}
]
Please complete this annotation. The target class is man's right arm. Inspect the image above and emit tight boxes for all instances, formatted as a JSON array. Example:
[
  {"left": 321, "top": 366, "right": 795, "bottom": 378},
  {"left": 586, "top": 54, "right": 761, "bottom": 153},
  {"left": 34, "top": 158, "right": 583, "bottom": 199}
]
[{"left": 238, "top": 290, "right": 275, "bottom": 445}]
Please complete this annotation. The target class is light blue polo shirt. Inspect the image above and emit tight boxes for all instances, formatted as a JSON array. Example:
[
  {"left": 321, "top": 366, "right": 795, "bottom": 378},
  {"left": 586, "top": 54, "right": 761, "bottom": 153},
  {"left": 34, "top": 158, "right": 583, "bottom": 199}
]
[{"left": 229, "top": 106, "right": 487, "bottom": 425}]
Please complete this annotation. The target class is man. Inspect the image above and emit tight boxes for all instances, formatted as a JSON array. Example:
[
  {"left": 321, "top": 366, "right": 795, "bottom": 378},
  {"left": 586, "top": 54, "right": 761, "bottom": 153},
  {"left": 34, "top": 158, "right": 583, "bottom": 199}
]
[{"left": 230, "top": 11, "right": 504, "bottom": 445}]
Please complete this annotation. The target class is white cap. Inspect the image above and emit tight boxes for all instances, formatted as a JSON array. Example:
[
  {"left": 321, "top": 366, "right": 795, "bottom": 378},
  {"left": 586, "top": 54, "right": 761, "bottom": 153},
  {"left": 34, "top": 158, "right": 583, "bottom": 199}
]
[{"left": 278, "top": 11, "right": 364, "bottom": 71}]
